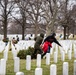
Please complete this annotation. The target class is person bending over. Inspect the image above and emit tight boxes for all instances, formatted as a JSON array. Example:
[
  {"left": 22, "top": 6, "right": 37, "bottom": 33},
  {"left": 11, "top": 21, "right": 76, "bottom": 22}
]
[{"left": 41, "top": 33, "right": 62, "bottom": 58}]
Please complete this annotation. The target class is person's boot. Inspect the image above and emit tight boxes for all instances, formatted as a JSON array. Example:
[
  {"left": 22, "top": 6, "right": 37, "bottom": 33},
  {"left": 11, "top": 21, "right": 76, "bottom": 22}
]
[
  {"left": 41, "top": 55, "right": 43, "bottom": 59},
  {"left": 31, "top": 54, "right": 36, "bottom": 59},
  {"left": 31, "top": 54, "right": 34, "bottom": 59}
]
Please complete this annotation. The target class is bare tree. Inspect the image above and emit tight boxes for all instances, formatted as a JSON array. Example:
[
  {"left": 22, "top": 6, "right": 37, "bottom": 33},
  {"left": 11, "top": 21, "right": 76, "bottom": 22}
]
[
  {"left": 0, "top": 0, "right": 15, "bottom": 39},
  {"left": 58, "top": 0, "right": 75, "bottom": 39},
  {"left": 41, "top": 0, "right": 59, "bottom": 36},
  {"left": 67, "top": 5, "right": 76, "bottom": 38},
  {"left": 11, "top": 0, "right": 30, "bottom": 40},
  {"left": 61, "top": 0, "right": 70, "bottom": 39},
  {"left": 27, "top": 0, "right": 45, "bottom": 37}
]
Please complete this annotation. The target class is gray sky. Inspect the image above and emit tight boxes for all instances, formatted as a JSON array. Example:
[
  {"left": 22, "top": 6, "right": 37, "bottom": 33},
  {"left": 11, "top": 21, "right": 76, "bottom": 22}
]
[{"left": 68, "top": 0, "right": 76, "bottom": 10}]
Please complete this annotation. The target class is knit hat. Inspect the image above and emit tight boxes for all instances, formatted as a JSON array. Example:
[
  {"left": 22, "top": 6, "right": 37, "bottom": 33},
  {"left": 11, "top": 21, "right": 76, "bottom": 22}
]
[
  {"left": 40, "top": 33, "right": 44, "bottom": 38},
  {"left": 51, "top": 33, "right": 56, "bottom": 37}
]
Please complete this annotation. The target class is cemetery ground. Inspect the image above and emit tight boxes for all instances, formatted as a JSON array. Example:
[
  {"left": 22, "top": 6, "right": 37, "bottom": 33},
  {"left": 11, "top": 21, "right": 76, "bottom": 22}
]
[{"left": 0, "top": 48, "right": 75, "bottom": 75}]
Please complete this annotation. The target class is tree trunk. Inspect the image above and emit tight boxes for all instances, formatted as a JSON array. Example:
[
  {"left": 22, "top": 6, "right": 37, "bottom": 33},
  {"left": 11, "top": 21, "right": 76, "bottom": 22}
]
[
  {"left": 3, "top": 1, "right": 7, "bottom": 39},
  {"left": 35, "top": 27, "right": 37, "bottom": 37},
  {"left": 22, "top": 26, "right": 25, "bottom": 40},
  {"left": 46, "top": 21, "right": 55, "bottom": 37},
  {"left": 67, "top": 26, "right": 69, "bottom": 39},
  {"left": 4, "top": 24, "right": 7, "bottom": 39},
  {"left": 3, "top": 17, "right": 7, "bottom": 39},
  {"left": 35, "top": 23, "right": 38, "bottom": 37},
  {"left": 63, "top": 26, "right": 66, "bottom": 40},
  {"left": 46, "top": 26, "right": 52, "bottom": 36},
  {"left": 73, "top": 26, "right": 75, "bottom": 38}
]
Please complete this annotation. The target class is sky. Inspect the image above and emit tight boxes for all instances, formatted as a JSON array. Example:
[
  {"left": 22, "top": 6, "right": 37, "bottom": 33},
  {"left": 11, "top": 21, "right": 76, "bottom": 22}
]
[{"left": 68, "top": 0, "right": 76, "bottom": 10}]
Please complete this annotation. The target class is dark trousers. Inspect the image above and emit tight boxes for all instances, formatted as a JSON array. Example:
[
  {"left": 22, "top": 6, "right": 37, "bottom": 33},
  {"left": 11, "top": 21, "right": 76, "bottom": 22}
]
[{"left": 32, "top": 48, "right": 43, "bottom": 59}]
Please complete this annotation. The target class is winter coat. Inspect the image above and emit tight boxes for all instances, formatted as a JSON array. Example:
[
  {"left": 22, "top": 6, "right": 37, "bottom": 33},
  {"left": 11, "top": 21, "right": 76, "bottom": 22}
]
[
  {"left": 44, "top": 35, "right": 61, "bottom": 47},
  {"left": 42, "top": 41, "right": 52, "bottom": 52},
  {"left": 34, "top": 35, "right": 44, "bottom": 49}
]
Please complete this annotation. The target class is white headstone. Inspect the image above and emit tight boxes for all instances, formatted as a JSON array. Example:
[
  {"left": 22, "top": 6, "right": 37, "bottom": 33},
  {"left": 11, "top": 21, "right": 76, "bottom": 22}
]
[
  {"left": 0, "top": 59, "right": 6, "bottom": 75},
  {"left": 35, "top": 68, "right": 42, "bottom": 75},
  {"left": 16, "top": 72, "right": 24, "bottom": 75},
  {"left": 3, "top": 50, "right": 8, "bottom": 61},
  {"left": 55, "top": 44, "right": 58, "bottom": 55},
  {"left": 63, "top": 62, "right": 68, "bottom": 75},
  {"left": 37, "top": 54, "right": 41, "bottom": 67},
  {"left": 14, "top": 57, "right": 20, "bottom": 72},
  {"left": 50, "top": 64, "right": 56, "bottom": 75},
  {"left": 12, "top": 50, "right": 17, "bottom": 59},
  {"left": 46, "top": 53, "right": 50, "bottom": 65},
  {"left": 74, "top": 60, "right": 76, "bottom": 75},
  {"left": 54, "top": 52, "right": 57, "bottom": 63},
  {"left": 61, "top": 51, "right": 65, "bottom": 61},
  {"left": 0, "top": 60, "right": 1, "bottom": 73},
  {"left": 50, "top": 48, "right": 53, "bottom": 55},
  {"left": 69, "top": 43, "right": 72, "bottom": 52},
  {"left": 68, "top": 50, "right": 71, "bottom": 60},
  {"left": 74, "top": 50, "right": 76, "bottom": 58},
  {"left": 26, "top": 55, "right": 31, "bottom": 70}
]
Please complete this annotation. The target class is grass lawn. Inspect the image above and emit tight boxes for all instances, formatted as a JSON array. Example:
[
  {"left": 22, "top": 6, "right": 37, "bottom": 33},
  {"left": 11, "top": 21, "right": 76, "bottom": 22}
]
[{"left": 0, "top": 49, "right": 75, "bottom": 75}]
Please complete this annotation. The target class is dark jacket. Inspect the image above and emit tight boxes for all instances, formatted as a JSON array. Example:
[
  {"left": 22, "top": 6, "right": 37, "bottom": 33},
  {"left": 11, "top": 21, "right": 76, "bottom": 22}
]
[{"left": 44, "top": 34, "right": 62, "bottom": 47}]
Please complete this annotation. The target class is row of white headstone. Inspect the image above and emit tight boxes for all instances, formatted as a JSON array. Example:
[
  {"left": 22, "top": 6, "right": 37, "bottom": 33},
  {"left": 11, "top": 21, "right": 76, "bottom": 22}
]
[
  {"left": 34, "top": 60, "right": 76, "bottom": 75},
  {"left": 10, "top": 40, "right": 76, "bottom": 72},
  {"left": 0, "top": 41, "right": 6, "bottom": 52},
  {"left": 10, "top": 40, "right": 76, "bottom": 64},
  {"left": 0, "top": 40, "right": 75, "bottom": 52},
  {"left": 0, "top": 52, "right": 76, "bottom": 75},
  {"left": 14, "top": 54, "right": 49, "bottom": 72},
  {"left": 8, "top": 55, "right": 76, "bottom": 75},
  {"left": 1, "top": 40, "right": 76, "bottom": 75},
  {"left": 15, "top": 40, "right": 35, "bottom": 50},
  {"left": 11, "top": 41, "right": 74, "bottom": 62},
  {"left": 0, "top": 42, "right": 10, "bottom": 75},
  {"left": 12, "top": 40, "right": 74, "bottom": 51}
]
